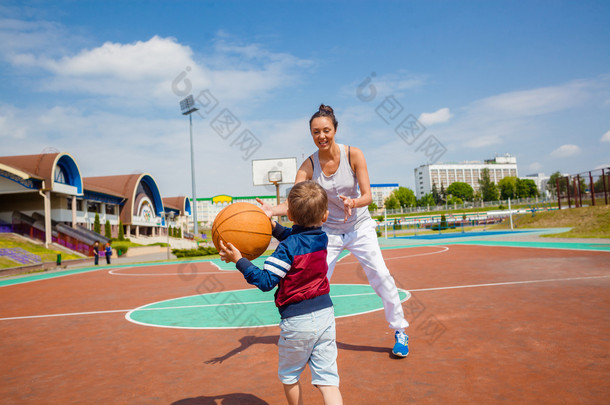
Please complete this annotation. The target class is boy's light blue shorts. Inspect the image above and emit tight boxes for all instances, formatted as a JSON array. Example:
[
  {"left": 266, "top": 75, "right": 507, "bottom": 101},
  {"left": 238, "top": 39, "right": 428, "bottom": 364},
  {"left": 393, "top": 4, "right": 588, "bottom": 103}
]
[{"left": 278, "top": 306, "right": 339, "bottom": 386}]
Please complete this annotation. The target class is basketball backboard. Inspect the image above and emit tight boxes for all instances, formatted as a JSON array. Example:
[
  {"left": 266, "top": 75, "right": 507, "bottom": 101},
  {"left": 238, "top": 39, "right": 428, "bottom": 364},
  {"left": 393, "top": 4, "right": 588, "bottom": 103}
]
[{"left": 252, "top": 158, "right": 297, "bottom": 186}]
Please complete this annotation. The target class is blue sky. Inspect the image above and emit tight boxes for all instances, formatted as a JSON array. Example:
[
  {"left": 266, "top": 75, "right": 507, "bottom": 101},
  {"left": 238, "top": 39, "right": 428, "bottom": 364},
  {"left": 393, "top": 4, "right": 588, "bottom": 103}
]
[{"left": 1, "top": 0, "right": 609, "bottom": 199}]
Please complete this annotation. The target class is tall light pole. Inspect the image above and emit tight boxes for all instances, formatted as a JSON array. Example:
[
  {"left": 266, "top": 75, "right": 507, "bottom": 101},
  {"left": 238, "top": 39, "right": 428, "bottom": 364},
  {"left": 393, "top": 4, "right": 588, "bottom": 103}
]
[{"left": 180, "top": 95, "right": 199, "bottom": 236}]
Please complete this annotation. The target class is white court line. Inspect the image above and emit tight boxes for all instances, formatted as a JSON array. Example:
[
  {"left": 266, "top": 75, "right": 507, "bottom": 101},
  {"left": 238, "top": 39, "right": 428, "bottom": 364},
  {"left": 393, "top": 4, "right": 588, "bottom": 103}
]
[
  {"left": 337, "top": 245, "right": 449, "bottom": 265},
  {"left": 409, "top": 274, "right": 610, "bottom": 292},
  {"left": 109, "top": 268, "right": 239, "bottom": 276},
  {"left": 0, "top": 292, "right": 383, "bottom": 321},
  {"left": 3, "top": 274, "right": 608, "bottom": 321}
]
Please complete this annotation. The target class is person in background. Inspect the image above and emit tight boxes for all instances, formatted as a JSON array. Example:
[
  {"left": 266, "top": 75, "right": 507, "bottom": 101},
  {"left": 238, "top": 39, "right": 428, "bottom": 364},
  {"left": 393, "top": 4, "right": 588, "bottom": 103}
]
[
  {"left": 93, "top": 241, "right": 100, "bottom": 266},
  {"left": 105, "top": 241, "right": 112, "bottom": 265}
]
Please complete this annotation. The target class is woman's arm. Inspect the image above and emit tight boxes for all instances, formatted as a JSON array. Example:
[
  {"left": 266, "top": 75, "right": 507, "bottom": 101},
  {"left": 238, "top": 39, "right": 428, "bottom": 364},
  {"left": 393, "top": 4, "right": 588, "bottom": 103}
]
[{"left": 339, "top": 146, "right": 373, "bottom": 219}]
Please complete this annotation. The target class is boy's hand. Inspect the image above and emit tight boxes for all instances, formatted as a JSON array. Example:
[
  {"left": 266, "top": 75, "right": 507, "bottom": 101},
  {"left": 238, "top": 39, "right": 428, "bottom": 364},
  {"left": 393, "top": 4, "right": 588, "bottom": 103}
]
[{"left": 219, "top": 240, "right": 242, "bottom": 263}]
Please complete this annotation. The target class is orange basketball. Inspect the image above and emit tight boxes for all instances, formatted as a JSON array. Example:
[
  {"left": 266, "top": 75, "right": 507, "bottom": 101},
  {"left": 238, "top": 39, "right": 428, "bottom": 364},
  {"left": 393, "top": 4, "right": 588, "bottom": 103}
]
[{"left": 212, "top": 202, "right": 272, "bottom": 260}]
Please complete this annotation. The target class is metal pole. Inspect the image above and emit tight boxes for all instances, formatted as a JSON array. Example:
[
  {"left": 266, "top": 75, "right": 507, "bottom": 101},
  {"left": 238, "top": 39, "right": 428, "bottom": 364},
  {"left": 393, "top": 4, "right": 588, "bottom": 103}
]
[
  {"left": 589, "top": 171, "right": 595, "bottom": 206},
  {"left": 566, "top": 177, "right": 572, "bottom": 208},
  {"left": 556, "top": 177, "right": 561, "bottom": 210},
  {"left": 384, "top": 209, "right": 387, "bottom": 239},
  {"left": 508, "top": 197, "right": 513, "bottom": 230},
  {"left": 166, "top": 214, "right": 170, "bottom": 261},
  {"left": 189, "top": 113, "right": 198, "bottom": 236},
  {"left": 576, "top": 174, "right": 582, "bottom": 207},
  {"left": 602, "top": 169, "right": 608, "bottom": 205},
  {"left": 273, "top": 181, "right": 281, "bottom": 223}
]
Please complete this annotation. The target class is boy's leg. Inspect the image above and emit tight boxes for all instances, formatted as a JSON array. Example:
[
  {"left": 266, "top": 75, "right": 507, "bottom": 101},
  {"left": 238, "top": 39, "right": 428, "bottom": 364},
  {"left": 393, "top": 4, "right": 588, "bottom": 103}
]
[
  {"left": 317, "top": 385, "right": 343, "bottom": 405},
  {"left": 283, "top": 381, "right": 303, "bottom": 405},
  {"left": 278, "top": 314, "right": 315, "bottom": 399},
  {"left": 309, "top": 308, "right": 340, "bottom": 397},
  {"left": 345, "top": 223, "right": 409, "bottom": 332}
]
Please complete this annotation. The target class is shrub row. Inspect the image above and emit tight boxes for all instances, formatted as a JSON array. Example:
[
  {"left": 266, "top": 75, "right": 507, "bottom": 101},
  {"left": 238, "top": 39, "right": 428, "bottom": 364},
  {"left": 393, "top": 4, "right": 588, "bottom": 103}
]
[{"left": 172, "top": 246, "right": 219, "bottom": 258}]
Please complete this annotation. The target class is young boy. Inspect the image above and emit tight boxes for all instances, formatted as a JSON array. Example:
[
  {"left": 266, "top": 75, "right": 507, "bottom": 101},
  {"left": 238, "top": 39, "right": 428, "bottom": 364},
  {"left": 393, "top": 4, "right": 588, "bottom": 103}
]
[{"left": 219, "top": 181, "right": 343, "bottom": 405}]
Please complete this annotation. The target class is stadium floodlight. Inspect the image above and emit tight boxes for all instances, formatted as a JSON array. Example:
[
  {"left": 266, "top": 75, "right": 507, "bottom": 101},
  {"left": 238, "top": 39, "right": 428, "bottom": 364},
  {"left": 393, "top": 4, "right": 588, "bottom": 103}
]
[{"left": 180, "top": 95, "right": 200, "bottom": 236}]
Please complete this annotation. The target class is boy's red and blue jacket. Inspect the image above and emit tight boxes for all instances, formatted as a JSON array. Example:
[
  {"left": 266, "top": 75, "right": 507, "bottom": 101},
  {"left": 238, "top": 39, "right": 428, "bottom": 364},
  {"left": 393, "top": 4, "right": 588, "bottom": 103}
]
[{"left": 235, "top": 223, "right": 332, "bottom": 319}]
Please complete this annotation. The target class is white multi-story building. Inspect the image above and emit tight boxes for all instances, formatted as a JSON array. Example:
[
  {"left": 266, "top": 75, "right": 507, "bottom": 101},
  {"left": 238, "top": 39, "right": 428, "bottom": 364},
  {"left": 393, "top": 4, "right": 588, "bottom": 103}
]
[
  {"left": 370, "top": 183, "right": 399, "bottom": 207},
  {"left": 521, "top": 173, "right": 551, "bottom": 197},
  {"left": 414, "top": 154, "right": 518, "bottom": 198}
]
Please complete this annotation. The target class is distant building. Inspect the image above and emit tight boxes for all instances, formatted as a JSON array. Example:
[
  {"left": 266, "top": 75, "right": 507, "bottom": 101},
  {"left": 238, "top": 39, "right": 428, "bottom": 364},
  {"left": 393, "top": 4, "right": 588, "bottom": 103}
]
[
  {"left": 370, "top": 183, "right": 399, "bottom": 207},
  {"left": 190, "top": 195, "right": 279, "bottom": 229},
  {"left": 414, "top": 154, "right": 518, "bottom": 198},
  {"left": 0, "top": 152, "right": 188, "bottom": 249},
  {"left": 521, "top": 173, "right": 551, "bottom": 197}
]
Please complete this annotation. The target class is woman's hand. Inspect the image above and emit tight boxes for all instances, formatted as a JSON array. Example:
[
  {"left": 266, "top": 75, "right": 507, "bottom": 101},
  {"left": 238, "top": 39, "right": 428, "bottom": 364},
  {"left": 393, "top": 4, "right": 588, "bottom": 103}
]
[
  {"left": 256, "top": 198, "right": 274, "bottom": 218},
  {"left": 338, "top": 195, "right": 356, "bottom": 222},
  {"left": 218, "top": 240, "right": 243, "bottom": 263}
]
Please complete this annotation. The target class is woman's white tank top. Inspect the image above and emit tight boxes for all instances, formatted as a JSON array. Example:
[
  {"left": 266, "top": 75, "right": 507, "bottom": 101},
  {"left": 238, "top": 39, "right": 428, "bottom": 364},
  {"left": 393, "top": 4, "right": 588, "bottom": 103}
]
[{"left": 311, "top": 144, "right": 372, "bottom": 235}]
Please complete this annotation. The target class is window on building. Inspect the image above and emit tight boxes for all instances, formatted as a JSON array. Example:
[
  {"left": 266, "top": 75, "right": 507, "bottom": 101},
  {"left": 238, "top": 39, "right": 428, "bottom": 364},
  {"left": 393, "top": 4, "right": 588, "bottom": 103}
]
[
  {"left": 106, "top": 204, "right": 116, "bottom": 215},
  {"left": 87, "top": 201, "right": 100, "bottom": 213},
  {"left": 54, "top": 165, "right": 67, "bottom": 184}
]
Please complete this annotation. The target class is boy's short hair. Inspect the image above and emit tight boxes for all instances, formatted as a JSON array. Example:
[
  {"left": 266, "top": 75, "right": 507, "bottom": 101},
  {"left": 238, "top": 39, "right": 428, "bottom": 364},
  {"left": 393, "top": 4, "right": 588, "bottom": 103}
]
[{"left": 288, "top": 181, "right": 328, "bottom": 227}]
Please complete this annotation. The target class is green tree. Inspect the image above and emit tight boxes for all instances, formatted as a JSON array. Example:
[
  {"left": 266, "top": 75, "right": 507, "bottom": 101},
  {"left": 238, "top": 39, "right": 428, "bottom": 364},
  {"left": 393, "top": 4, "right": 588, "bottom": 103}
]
[
  {"left": 392, "top": 186, "right": 416, "bottom": 208},
  {"left": 118, "top": 219, "right": 125, "bottom": 241},
  {"left": 479, "top": 168, "right": 499, "bottom": 201},
  {"left": 368, "top": 202, "right": 378, "bottom": 212},
  {"left": 94, "top": 212, "right": 101, "bottom": 234},
  {"left": 447, "top": 182, "right": 474, "bottom": 201},
  {"left": 517, "top": 179, "right": 539, "bottom": 198},
  {"left": 104, "top": 220, "right": 112, "bottom": 239},
  {"left": 417, "top": 193, "right": 435, "bottom": 207},
  {"left": 177, "top": 227, "right": 182, "bottom": 238},
  {"left": 498, "top": 176, "right": 518, "bottom": 200},
  {"left": 547, "top": 171, "right": 567, "bottom": 197},
  {"left": 593, "top": 174, "right": 610, "bottom": 193},
  {"left": 440, "top": 183, "right": 447, "bottom": 204},
  {"left": 431, "top": 182, "right": 441, "bottom": 205},
  {"left": 384, "top": 194, "right": 400, "bottom": 209},
  {"left": 447, "top": 195, "right": 463, "bottom": 205}
]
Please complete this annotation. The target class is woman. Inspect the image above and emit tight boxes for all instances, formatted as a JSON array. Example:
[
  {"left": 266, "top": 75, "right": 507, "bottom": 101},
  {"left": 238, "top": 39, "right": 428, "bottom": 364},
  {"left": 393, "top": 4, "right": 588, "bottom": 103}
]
[{"left": 259, "top": 104, "right": 409, "bottom": 357}]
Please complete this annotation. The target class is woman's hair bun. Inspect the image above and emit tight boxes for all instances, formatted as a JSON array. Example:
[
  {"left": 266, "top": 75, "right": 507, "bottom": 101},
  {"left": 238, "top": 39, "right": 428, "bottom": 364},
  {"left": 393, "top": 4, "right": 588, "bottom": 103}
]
[
  {"left": 319, "top": 104, "right": 334, "bottom": 114},
  {"left": 309, "top": 103, "right": 338, "bottom": 130}
]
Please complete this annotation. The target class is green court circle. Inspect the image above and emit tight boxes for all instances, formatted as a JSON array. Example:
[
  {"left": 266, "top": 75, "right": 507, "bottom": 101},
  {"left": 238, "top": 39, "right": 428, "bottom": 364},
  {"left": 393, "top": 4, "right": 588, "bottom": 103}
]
[{"left": 126, "top": 284, "right": 410, "bottom": 329}]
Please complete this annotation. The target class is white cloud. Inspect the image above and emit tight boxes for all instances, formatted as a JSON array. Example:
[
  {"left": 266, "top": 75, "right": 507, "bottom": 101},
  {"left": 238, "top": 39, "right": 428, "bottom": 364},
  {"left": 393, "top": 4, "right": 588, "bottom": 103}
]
[
  {"left": 550, "top": 144, "right": 581, "bottom": 158},
  {"left": 418, "top": 108, "right": 452, "bottom": 126},
  {"left": 601, "top": 130, "right": 610, "bottom": 142},
  {"left": 528, "top": 162, "right": 542, "bottom": 171},
  {"left": 6, "top": 33, "right": 312, "bottom": 108},
  {"left": 470, "top": 80, "right": 591, "bottom": 118}
]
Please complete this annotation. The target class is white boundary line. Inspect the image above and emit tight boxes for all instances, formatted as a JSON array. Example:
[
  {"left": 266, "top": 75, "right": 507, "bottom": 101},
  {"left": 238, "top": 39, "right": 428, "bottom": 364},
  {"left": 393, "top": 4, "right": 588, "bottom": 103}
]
[
  {"left": 124, "top": 286, "right": 412, "bottom": 330},
  {"left": 408, "top": 274, "right": 610, "bottom": 292},
  {"left": 455, "top": 241, "right": 610, "bottom": 253},
  {"left": 0, "top": 286, "right": 409, "bottom": 325},
  {"left": 3, "top": 274, "right": 609, "bottom": 324},
  {"left": 337, "top": 245, "right": 449, "bottom": 265},
  {"left": 108, "top": 267, "right": 240, "bottom": 276}
]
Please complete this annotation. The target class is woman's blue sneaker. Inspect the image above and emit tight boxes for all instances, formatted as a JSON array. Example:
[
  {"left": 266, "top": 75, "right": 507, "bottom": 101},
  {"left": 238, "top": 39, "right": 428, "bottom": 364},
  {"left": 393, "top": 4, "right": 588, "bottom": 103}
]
[{"left": 392, "top": 331, "right": 409, "bottom": 357}]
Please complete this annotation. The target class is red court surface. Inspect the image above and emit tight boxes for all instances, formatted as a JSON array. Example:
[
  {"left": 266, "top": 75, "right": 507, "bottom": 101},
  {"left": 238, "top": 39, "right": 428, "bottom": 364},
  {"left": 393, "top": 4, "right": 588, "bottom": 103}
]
[{"left": 1, "top": 244, "right": 609, "bottom": 404}]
